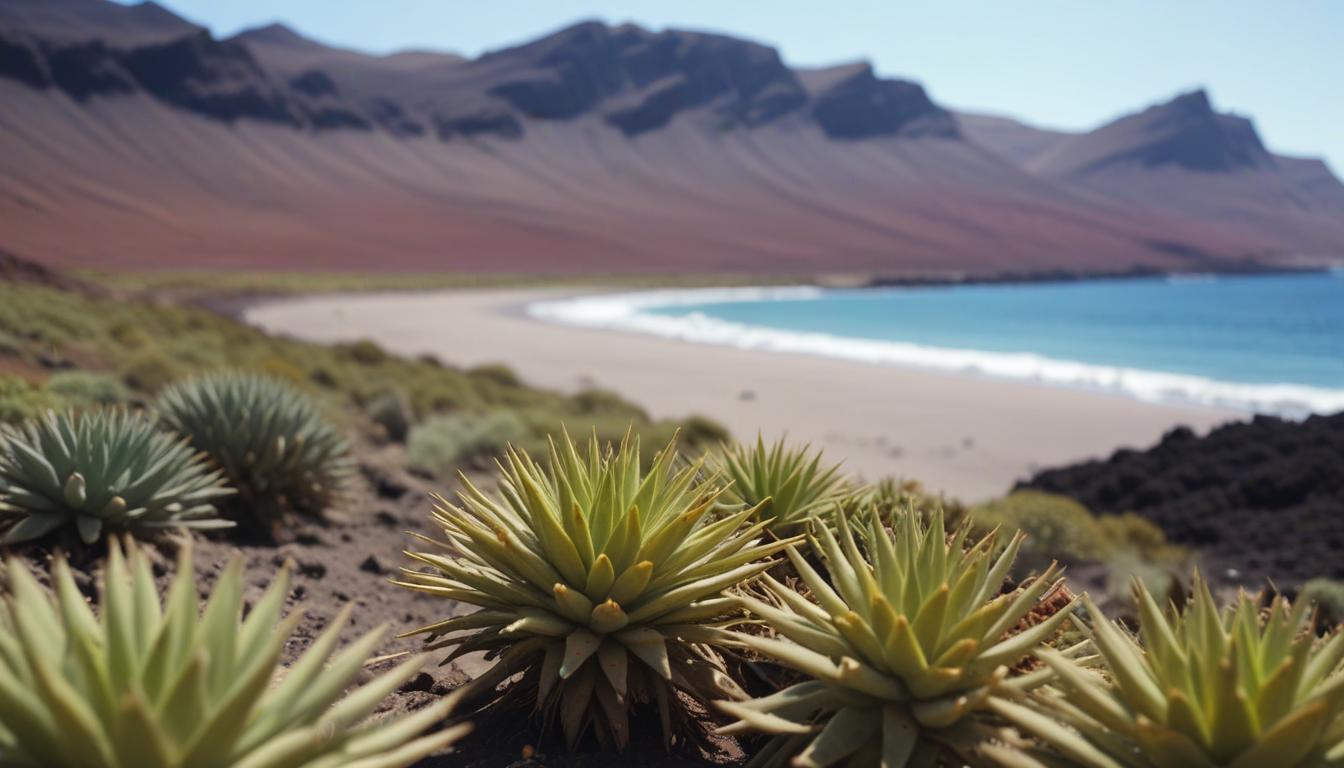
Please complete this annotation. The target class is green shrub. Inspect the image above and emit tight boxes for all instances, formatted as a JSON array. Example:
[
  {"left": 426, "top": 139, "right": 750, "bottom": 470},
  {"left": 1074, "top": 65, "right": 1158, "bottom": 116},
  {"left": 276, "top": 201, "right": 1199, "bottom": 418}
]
[
  {"left": 0, "top": 408, "right": 233, "bottom": 544},
  {"left": 397, "top": 430, "right": 791, "bottom": 749},
  {"left": 119, "top": 349, "right": 181, "bottom": 393},
  {"left": 0, "top": 374, "right": 53, "bottom": 424},
  {"left": 0, "top": 538, "right": 467, "bottom": 767},
  {"left": 364, "top": 387, "right": 414, "bottom": 442},
  {"left": 972, "top": 490, "right": 1110, "bottom": 566},
  {"left": 43, "top": 370, "right": 128, "bottom": 406},
  {"left": 156, "top": 372, "right": 353, "bottom": 533},
  {"left": 340, "top": 338, "right": 388, "bottom": 365},
  {"left": 709, "top": 436, "right": 847, "bottom": 537},
  {"left": 467, "top": 362, "right": 521, "bottom": 388},
  {"left": 406, "top": 410, "right": 532, "bottom": 475},
  {"left": 720, "top": 509, "right": 1077, "bottom": 766},
  {"left": 971, "top": 493, "right": 1185, "bottom": 586},
  {"left": 1301, "top": 577, "right": 1344, "bottom": 629},
  {"left": 987, "top": 577, "right": 1344, "bottom": 768}
]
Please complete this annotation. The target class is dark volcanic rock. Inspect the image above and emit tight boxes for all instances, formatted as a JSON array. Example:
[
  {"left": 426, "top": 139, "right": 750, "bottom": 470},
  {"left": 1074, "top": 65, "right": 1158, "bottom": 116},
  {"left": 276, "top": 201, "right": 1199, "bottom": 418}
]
[
  {"left": 807, "top": 63, "right": 958, "bottom": 140},
  {"left": 45, "top": 39, "right": 136, "bottom": 100},
  {"left": 119, "top": 31, "right": 300, "bottom": 125},
  {"left": 0, "top": 34, "right": 50, "bottom": 88},
  {"left": 1019, "top": 412, "right": 1344, "bottom": 586}
]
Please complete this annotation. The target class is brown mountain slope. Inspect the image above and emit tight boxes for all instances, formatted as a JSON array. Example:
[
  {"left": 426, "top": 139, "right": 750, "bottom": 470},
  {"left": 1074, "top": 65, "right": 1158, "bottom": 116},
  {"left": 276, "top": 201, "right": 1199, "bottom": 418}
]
[{"left": 1, "top": 1, "right": 1340, "bottom": 273}]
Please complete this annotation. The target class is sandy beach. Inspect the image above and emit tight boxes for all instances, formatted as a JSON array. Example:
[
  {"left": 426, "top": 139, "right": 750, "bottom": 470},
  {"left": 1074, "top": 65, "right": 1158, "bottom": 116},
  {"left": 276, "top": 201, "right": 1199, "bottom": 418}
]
[{"left": 245, "top": 288, "right": 1236, "bottom": 501}]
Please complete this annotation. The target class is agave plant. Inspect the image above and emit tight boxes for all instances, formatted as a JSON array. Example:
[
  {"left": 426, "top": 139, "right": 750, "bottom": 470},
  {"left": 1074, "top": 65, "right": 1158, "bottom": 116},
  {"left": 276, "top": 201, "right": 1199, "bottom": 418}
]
[
  {"left": 0, "top": 408, "right": 233, "bottom": 544},
  {"left": 0, "top": 538, "right": 468, "bottom": 767},
  {"left": 710, "top": 435, "right": 846, "bottom": 537},
  {"left": 397, "top": 430, "right": 798, "bottom": 750},
  {"left": 156, "top": 372, "right": 353, "bottom": 532},
  {"left": 985, "top": 576, "right": 1344, "bottom": 768},
  {"left": 718, "top": 508, "right": 1079, "bottom": 767}
]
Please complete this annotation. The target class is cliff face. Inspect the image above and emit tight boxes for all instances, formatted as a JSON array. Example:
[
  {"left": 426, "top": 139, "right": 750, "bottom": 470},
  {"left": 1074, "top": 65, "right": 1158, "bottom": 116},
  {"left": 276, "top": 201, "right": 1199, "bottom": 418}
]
[{"left": 1, "top": 0, "right": 1342, "bottom": 272}]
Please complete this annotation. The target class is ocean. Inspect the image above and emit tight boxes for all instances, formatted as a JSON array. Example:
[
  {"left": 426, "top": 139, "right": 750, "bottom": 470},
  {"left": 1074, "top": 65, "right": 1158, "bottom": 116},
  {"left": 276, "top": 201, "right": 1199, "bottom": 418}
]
[{"left": 528, "top": 271, "right": 1344, "bottom": 417}]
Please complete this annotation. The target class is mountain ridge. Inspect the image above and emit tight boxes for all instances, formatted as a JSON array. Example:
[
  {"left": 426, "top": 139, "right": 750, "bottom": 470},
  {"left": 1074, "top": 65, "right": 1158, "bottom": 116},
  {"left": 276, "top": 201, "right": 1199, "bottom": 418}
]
[{"left": 1, "top": 0, "right": 1341, "bottom": 273}]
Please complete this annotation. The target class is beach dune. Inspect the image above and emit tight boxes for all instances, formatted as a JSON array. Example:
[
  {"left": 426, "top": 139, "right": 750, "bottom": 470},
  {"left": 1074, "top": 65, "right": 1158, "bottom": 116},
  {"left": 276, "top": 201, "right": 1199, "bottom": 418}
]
[{"left": 246, "top": 288, "right": 1234, "bottom": 501}]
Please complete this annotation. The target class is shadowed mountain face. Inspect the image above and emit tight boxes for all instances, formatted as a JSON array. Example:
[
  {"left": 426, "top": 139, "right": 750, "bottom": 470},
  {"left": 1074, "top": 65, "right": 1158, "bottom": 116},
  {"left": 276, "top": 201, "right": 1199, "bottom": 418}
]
[
  {"left": 1031, "top": 90, "right": 1275, "bottom": 177},
  {"left": 960, "top": 93, "right": 1344, "bottom": 258},
  {"left": 0, "top": 0, "right": 1341, "bottom": 273}
]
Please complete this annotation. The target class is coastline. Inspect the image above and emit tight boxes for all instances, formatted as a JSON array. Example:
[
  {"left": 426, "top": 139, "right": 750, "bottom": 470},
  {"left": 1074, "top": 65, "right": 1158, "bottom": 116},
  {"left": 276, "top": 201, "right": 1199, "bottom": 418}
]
[{"left": 244, "top": 287, "right": 1239, "bottom": 501}]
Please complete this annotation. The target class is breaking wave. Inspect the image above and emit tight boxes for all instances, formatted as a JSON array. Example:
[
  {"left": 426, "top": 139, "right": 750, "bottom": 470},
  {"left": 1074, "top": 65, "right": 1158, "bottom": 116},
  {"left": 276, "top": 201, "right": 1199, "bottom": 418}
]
[{"left": 527, "top": 287, "right": 1344, "bottom": 418}]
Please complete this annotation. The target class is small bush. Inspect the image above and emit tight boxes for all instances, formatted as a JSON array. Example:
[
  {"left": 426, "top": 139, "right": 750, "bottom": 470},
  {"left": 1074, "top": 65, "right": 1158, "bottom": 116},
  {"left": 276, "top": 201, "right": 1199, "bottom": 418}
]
[
  {"left": 156, "top": 372, "right": 353, "bottom": 534},
  {"left": 406, "top": 410, "right": 531, "bottom": 475},
  {"left": 0, "top": 539, "right": 466, "bottom": 766},
  {"left": 340, "top": 338, "right": 387, "bottom": 365},
  {"left": 468, "top": 362, "right": 521, "bottom": 388},
  {"left": 0, "top": 374, "right": 53, "bottom": 424},
  {"left": 364, "top": 387, "right": 414, "bottom": 442},
  {"left": 972, "top": 490, "right": 1110, "bottom": 566},
  {"left": 1301, "top": 578, "right": 1344, "bottom": 629},
  {"left": 119, "top": 349, "right": 181, "bottom": 393},
  {"left": 709, "top": 436, "right": 847, "bottom": 536},
  {"left": 0, "top": 408, "right": 233, "bottom": 544},
  {"left": 398, "top": 430, "right": 787, "bottom": 750},
  {"left": 43, "top": 370, "right": 128, "bottom": 406}
]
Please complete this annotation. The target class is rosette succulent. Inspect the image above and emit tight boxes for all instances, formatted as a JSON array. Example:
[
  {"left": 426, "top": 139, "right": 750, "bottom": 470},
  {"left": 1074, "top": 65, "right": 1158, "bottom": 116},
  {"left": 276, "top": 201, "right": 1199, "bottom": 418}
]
[
  {"left": 710, "top": 436, "right": 846, "bottom": 537},
  {"left": 719, "top": 508, "right": 1079, "bottom": 767},
  {"left": 0, "top": 408, "right": 233, "bottom": 544},
  {"left": 397, "top": 430, "right": 798, "bottom": 750},
  {"left": 155, "top": 372, "right": 353, "bottom": 532},
  {"left": 987, "top": 576, "right": 1344, "bottom": 768},
  {"left": 0, "top": 538, "right": 468, "bottom": 767}
]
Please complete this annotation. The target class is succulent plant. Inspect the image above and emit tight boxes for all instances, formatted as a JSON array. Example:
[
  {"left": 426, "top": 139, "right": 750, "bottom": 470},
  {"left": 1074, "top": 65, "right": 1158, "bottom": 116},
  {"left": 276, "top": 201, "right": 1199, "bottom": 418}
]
[
  {"left": 397, "top": 429, "right": 798, "bottom": 750},
  {"left": 0, "top": 408, "right": 233, "bottom": 544},
  {"left": 155, "top": 372, "right": 353, "bottom": 532},
  {"left": 718, "top": 508, "right": 1079, "bottom": 767},
  {"left": 710, "top": 435, "right": 846, "bottom": 537},
  {"left": 0, "top": 538, "right": 468, "bottom": 767},
  {"left": 985, "top": 576, "right": 1344, "bottom": 768}
]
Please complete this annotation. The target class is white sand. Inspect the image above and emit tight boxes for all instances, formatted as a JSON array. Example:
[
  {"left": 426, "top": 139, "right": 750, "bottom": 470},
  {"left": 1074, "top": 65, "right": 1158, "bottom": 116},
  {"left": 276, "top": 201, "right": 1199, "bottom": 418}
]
[{"left": 245, "top": 288, "right": 1237, "bottom": 501}]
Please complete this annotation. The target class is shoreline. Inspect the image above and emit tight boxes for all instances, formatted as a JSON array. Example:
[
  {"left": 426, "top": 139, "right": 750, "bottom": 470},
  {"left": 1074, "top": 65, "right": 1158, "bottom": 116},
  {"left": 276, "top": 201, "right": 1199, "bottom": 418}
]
[
  {"left": 244, "top": 287, "right": 1239, "bottom": 501},
  {"left": 524, "top": 281, "right": 1344, "bottom": 417}
]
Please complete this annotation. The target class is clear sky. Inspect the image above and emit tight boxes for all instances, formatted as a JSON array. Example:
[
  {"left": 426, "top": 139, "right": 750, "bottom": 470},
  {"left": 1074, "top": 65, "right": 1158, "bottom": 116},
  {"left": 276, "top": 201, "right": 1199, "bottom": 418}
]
[{"left": 138, "top": 0, "right": 1343, "bottom": 172}]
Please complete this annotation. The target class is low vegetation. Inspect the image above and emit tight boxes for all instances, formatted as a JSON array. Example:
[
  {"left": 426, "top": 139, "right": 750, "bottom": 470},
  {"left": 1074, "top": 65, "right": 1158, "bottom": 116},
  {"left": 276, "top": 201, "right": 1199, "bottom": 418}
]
[
  {"left": 710, "top": 436, "right": 847, "bottom": 537},
  {"left": 1, "top": 276, "right": 1341, "bottom": 766},
  {"left": 396, "top": 430, "right": 796, "bottom": 750},
  {"left": 0, "top": 408, "right": 233, "bottom": 544},
  {"left": 988, "top": 576, "right": 1344, "bottom": 768},
  {"left": 156, "top": 372, "right": 354, "bottom": 534},
  {"left": 0, "top": 281, "right": 725, "bottom": 457},
  {"left": 0, "top": 538, "right": 466, "bottom": 767},
  {"left": 720, "top": 509, "right": 1078, "bottom": 766}
]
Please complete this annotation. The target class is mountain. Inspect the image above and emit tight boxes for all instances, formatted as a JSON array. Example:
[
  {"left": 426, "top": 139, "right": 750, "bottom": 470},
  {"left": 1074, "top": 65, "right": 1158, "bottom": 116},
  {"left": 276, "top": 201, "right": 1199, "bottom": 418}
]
[
  {"left": 1, "top": 0, "right": 1341, "bottom": 274},
  {"left": 960, "top": 92, "right": 1344, "bottom": 260}
]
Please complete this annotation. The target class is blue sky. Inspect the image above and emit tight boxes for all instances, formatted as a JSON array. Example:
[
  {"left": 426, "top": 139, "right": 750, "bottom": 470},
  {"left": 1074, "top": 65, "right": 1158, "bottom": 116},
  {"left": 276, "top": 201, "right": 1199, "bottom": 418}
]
[{"left": 141, "top": 0, "right": 1342, "bottom": 172}]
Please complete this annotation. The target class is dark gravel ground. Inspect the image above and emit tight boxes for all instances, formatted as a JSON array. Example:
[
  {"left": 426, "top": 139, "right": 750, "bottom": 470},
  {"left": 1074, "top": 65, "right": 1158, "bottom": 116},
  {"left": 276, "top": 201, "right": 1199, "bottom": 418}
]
[{"left": 1020, "top": 412, "right": 1344, "bottom": 588}]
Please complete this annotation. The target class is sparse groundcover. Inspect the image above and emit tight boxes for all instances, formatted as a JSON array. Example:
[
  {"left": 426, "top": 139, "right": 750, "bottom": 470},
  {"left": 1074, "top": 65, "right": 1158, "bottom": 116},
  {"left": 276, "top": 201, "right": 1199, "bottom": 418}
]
[
  {"left": 0, "top": 408, "right": 234, "bottom": 545},
  {"left": 396, "top": 430, "right": 798, "bottom": 752},
  {"left": 0, "top": 538, "right": 468, "bottom": 767},
  {"left": 406, "top": 410, "right": 534, "bottom": 475}
]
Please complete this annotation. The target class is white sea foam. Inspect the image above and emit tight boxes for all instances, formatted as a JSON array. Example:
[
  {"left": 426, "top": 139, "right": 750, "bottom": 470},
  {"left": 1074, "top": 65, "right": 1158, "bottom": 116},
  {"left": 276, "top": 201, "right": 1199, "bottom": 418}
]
[{"left": 527, "top": 287, "right": 1344, "bottom": 418}]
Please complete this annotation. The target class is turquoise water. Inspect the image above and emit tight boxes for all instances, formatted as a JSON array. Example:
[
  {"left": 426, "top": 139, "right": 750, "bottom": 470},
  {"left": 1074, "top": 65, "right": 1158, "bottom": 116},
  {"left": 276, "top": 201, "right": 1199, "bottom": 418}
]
[{"left": 529, "top": 272, "right": 1344, "bottom": 415}]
